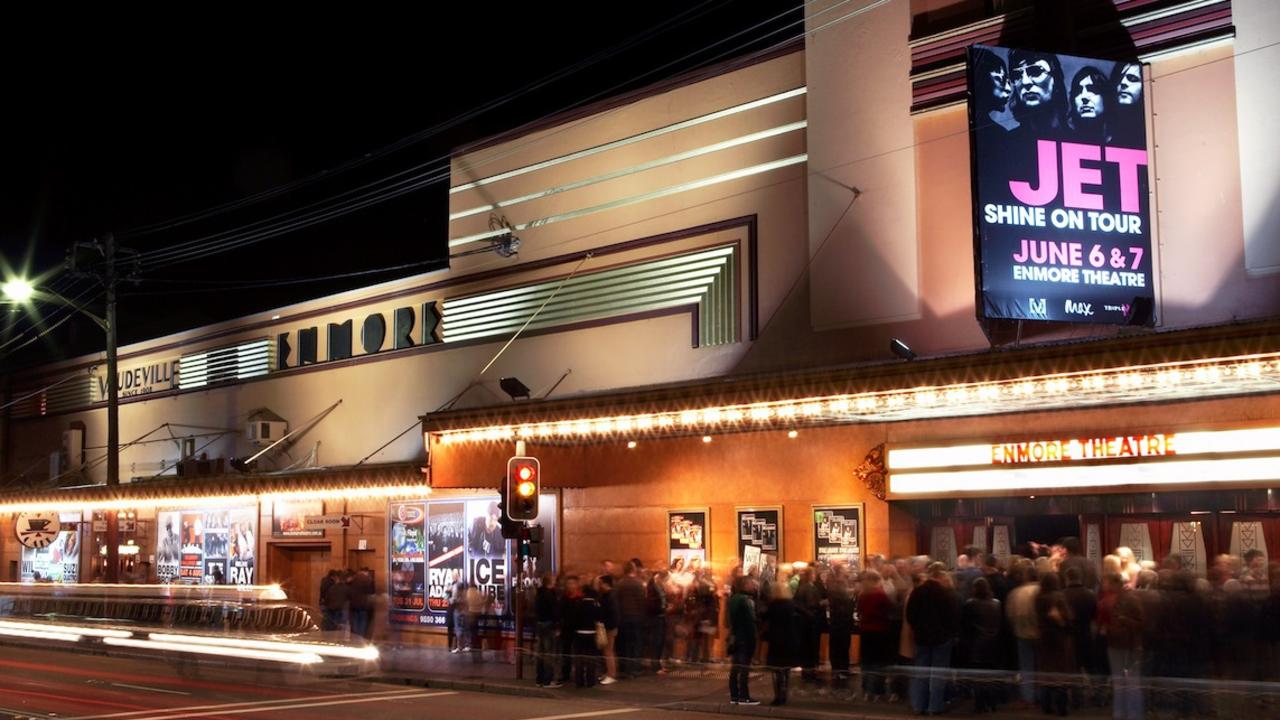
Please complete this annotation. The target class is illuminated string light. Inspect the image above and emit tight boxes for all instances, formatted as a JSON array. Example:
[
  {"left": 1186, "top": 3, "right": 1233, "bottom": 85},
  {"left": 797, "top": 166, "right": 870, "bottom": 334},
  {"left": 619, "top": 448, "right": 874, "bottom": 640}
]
[
  {"left": 431, "top": 352, "right": 1280, "bottom": 445},
  {"left": 0, "top": 484, "right": 431, "bottom": 515}
]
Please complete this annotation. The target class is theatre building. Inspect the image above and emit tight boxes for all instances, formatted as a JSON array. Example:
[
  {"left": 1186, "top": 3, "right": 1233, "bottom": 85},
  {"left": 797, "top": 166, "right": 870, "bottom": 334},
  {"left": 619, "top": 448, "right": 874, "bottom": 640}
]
[{"left": 3, "top": 0, "right": 1279, "bottom": 639}]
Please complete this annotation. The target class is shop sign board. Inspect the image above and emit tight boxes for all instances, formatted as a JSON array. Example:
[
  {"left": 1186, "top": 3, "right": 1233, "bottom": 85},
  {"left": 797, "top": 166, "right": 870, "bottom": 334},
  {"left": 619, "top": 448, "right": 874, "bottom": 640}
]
[
  {"left": 300, "top": 514, "right": 350, "bottom": 531},
  {"left": 667, "top": 508, "right": 708, "bottom": 574},
  {"left": 156, "top": 507, "right": 257, "bottom": 585},
  {"left": 968, "top": 45, "right": 1154, "bottom": 325},
  {"left": 736, "top": 507, "right": 781, "bottom": 582},
  {"left": 16, "top": 512, "right": 61, "bottom": 549},
  {"left": 813, "top": 505, "right": 863, "bottom": 569},
  {"left": 273, "top": 500, "right": 326, "bottom": 537},
  {"left": 93, "top": 359, "right": 179, "bottom": 401},
  {"left": 92, "top": 510, "right": 137, "bottom": 533}
]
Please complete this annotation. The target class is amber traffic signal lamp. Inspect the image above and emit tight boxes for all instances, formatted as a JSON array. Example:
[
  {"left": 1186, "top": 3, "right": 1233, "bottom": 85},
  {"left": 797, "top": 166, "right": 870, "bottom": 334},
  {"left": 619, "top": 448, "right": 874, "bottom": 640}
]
[{"left": 505, "top": 456, "right": 540, "bottom": 521}]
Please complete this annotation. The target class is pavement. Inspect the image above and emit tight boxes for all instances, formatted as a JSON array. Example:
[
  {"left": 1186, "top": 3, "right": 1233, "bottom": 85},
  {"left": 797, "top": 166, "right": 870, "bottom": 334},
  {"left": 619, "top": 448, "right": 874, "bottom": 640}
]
[{"left": 376, "top": 646, "right": 1115, "bottom": 720}]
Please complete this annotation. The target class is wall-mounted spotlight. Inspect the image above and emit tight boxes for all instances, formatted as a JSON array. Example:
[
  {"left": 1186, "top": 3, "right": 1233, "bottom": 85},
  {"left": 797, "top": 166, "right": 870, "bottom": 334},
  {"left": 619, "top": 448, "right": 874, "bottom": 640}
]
[
  {"left": 890, "top": 338, "right": 916, "bottom": 361},
  {"left": 499, "top": 377, "right": 532, "bottom": 401}
]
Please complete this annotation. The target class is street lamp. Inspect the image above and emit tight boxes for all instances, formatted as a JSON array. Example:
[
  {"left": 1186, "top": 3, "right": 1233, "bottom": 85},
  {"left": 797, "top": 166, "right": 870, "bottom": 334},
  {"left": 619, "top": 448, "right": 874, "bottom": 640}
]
[
  {"left": 4, "top": 236, "right": 124, "bottom": 583},
  {"left": 1, "top": 279, "right": 34, "bottom": 303}
]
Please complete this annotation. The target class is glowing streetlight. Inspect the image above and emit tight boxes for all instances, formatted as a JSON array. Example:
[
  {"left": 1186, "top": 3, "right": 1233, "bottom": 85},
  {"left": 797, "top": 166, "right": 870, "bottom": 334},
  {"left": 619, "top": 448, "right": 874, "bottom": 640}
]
[{"left": 2, "top": 278, "right": 34, "bottom": 303}]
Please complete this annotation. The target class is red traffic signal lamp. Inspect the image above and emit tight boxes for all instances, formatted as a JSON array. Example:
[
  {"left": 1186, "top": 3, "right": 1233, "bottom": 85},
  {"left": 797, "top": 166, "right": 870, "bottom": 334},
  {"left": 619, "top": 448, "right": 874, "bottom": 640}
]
[{"left": 505, "top": 456, "right": 540, "bottom": 521}]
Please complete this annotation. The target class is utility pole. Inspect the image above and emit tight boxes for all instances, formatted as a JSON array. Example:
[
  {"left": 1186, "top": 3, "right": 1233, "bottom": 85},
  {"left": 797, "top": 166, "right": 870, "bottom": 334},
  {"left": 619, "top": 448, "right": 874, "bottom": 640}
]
[
  {"left": 103, "top": 233, "right": 120, "bottom": 583},
  {"left": 67, "top": 234, "right": 133, "bottom": 583}
]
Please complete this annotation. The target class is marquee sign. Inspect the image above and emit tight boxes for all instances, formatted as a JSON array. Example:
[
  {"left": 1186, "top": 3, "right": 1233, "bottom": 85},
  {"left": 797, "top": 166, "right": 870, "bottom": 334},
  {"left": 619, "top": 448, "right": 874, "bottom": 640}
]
[
  {"left": 992, "top": 433, "right": 1175, "bottom": 464},
  {"left": 888, "top": 427, "right": 1280, "bottom": 497}
]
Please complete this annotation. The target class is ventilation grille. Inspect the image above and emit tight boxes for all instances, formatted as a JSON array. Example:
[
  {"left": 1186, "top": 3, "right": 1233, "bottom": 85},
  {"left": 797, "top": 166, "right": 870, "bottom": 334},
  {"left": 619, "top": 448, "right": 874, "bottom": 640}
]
[{"left": 442, "top": 245, "right": 739, "bottom": 347}]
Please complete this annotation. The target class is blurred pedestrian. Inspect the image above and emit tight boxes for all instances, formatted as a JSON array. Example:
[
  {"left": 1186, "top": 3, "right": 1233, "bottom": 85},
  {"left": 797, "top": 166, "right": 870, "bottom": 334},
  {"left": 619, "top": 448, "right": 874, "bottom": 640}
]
[
  {"left": 535, "top": 572, "right": 563, "bottom": 688},
  {"left": 765, "top": 582, "right": 799, "bottom": 705},
  {"left": 906, "top": 562, "right": 960, "bottom": 716},
  {"left": 561, "top": 576, "right": 601, "bottom": 687},
  {"left": 1098, "top": 572, "right": 1143, "bottom": 720},
  {"left": 727, "top": 576, "right": 760, "bottom": 705},
  {"left": 614, "top": 560, "right": 647, "bottom": 678},
  {"left": 827, "top": 575, "right": 856, "bottom": 690},
  {"left": 595, "top": 574, "right": 619, "bottom": 684},
  {"left": 1035, "top": 573, "right": 1074, "bottom": 716},
  {"left": 961, "top": 577, "right": 1003, "bottom": 713},
  {"left": 349, "top": 568, "right": 374, "bottom": 639},
  {"left": 857, "top": 569, "right": 893, "bottom": 701},
  {"left": 324, "top": 569, "right": 350, "bottom": 634}
]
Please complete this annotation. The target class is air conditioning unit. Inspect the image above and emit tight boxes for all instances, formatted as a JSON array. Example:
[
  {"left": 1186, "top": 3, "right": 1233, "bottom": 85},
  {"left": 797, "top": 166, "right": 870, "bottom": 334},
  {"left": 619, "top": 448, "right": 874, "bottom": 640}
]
[
  {"left": 62, "top": 428, "right": 84, "bottom": 471},
  {"left": 246, "top": 408, "right": 288, "bottom": 447}
]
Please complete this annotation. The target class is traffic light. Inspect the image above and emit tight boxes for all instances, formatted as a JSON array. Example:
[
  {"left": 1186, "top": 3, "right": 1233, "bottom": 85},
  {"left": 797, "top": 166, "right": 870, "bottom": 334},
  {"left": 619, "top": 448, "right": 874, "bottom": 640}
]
[{"left": 505, "top": 456, "right": 540, "bottom": 521}]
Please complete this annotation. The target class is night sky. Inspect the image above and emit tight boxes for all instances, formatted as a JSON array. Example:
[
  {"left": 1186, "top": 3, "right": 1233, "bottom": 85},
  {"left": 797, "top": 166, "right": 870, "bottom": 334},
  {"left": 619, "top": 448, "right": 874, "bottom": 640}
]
[{"left": 0, "top": 3, "right": 803, "bottom": 369}]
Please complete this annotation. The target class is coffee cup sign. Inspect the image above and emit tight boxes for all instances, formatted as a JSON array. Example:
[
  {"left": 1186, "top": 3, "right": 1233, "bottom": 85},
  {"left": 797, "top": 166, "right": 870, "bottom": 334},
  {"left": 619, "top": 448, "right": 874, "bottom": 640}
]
[{"left": 16, "top": 512, "right": 62, "bottom": 549}]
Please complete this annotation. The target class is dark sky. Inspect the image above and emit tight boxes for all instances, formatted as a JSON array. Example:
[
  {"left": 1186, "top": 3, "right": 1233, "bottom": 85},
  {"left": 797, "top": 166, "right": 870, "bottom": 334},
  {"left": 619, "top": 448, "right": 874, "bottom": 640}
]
[{"left": 0, "top": 2, "right": 803, "bottom": 369}]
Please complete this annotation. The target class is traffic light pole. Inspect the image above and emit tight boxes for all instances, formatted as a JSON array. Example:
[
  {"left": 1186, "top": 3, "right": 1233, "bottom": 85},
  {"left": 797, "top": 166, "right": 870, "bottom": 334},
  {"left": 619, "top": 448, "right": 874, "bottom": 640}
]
[{"left": 513, "top": 535, "right": 524, "bottom": 680}]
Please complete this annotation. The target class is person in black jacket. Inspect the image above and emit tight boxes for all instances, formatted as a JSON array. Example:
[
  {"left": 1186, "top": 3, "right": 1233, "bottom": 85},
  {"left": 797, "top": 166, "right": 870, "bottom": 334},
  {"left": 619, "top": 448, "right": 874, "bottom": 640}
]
[
  {"left": 727, "top": 576, "right": 760, "bottom": 705},
  {"left": 961, "top": 577, "right": 1004, "bottom": 713},
  {"left": 764, "top": 583, "right": 800, "bottom": 706},
  {"left": 827, "top": 575, "right": 856, "bottom": 691},
  {"left": 561, "top": 575, "right": 602, "bottom": 687},
  {"left": 793, "top": 567, "right": 824, "bottom": 686},
  {"left": 1061, "top": 566, "right": 1099, "bottom": 709},
  {"left": 906, "top": 562, "right": 961, "bottom": 715},
  {"left": 535, "top": 573, "right": 563, "bottom": 688}
]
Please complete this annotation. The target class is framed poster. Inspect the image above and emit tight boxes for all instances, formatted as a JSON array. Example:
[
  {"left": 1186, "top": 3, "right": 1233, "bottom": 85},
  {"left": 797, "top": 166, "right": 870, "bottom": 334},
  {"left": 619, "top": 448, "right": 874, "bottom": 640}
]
[
  {"left": 736, "top": 506, "right": 782, "bottom": 582},
  {"left": 813, "top": 504, "right": 864, "bottom": 570},
  {"left": 272, "top": 499, "right": 325, "bottom": 538},
  {"left": 155, "top": 506, "right": 257, "bottom": 585},
  {"left": 667, "top": 508, "right": 709, "bottom": 578},
  {"left": 389, "top": 493, "right": 559, "bottom": 628},
  {"left": 967, "top": 45, "right": 1154, "bottom": 325}
]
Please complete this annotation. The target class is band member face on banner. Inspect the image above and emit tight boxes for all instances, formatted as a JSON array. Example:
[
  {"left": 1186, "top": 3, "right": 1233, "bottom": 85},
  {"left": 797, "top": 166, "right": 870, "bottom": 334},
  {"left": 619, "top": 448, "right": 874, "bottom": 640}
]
[
  {"left": 1071, "top": 68, "right": 1106, "bottom": 120},
  {"left": 1114, "top": 62, "right": 1142, "bottom": 106},
  {"left": 989, "top": 63, "right": 1012, "bottom": 110},
  {"left": 1012, "top": 56, "right": 1056, "bottom": 108}
]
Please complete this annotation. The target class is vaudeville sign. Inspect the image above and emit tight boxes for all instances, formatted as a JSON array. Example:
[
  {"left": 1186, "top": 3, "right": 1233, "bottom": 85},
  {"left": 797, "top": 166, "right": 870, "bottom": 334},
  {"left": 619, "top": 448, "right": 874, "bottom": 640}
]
[{"left": 967, "top": 45, "right": 1154, "bottom": 325}]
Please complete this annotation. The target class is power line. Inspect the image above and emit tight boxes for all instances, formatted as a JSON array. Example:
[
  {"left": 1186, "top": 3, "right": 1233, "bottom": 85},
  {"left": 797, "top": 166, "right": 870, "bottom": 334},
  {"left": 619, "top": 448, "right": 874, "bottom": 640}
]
[
  {"left": 130, "top": 2, "right": 819, "bottom": 271},
  {"left": 113, "top": 0, "right": 733, "bottom": 242},
  {"left": 124, "top": 3, "right": 1264, "bottom": 297},
  {"left": 122, "top": 257, "right": 448, "bottom": 295}
]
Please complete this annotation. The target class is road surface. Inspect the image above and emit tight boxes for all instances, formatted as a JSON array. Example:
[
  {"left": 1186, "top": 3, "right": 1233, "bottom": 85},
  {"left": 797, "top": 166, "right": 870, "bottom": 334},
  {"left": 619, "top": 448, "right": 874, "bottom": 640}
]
[{"left": 0, "top": 646, "right": 719, "bottom": 720}]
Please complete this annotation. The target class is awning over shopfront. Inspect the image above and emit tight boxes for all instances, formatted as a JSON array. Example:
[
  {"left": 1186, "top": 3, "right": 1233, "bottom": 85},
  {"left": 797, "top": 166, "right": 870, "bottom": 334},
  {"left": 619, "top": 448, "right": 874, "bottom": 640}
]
[
  {"left": 422, "top": 319, "right": 1280, "bottom": 447},
  {"left": 0, "top": 463, "right": 426, "bottom": 513}
]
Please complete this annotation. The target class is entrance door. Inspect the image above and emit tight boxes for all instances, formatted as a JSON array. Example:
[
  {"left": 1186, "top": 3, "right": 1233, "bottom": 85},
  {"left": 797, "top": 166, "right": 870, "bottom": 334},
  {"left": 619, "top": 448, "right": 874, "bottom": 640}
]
[
  {"left": 269, "top": 544, "right": 331, "bottom": 608},
  {"left": 1015, "top": 515, "right": 1080, "bottom": 549}
]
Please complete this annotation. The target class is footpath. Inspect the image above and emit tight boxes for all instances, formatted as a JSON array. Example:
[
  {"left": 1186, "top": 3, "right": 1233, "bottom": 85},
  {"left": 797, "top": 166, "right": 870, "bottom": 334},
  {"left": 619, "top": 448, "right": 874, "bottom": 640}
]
[{"left": 373, "top": 647, "right": 1113, "bottom": 720}]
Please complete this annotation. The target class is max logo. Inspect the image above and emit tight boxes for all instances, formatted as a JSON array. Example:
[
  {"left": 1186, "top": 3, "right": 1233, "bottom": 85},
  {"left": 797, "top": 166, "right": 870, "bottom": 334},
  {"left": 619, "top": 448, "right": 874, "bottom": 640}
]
[
  {"left": 1028, "top": 298, "right": 1047, "bottom": 316},
  {"left": 1064, "top": 300, "right": 1094, "bottom": 317}
]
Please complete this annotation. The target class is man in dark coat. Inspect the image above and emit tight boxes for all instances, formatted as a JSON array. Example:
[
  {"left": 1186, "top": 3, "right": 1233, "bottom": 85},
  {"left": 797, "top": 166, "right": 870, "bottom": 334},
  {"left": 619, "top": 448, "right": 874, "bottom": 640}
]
[
  {"left": 906, "top": 562, "right": 961, "bottom": 715},
  {"left": 765, "top": 583, "right": 800, "bottom": 706},
  {"left": 1062, "top": 566, "right": 1099, "bottom": 708},
  {"left": 827, "top": 576, "right": 856, "bottom": 690},
  {"left": 727, "top": 576, "right": 760, "bottom": 705},
  {"left": 793, "top": 567, "right": 824, "bottom": 685}
]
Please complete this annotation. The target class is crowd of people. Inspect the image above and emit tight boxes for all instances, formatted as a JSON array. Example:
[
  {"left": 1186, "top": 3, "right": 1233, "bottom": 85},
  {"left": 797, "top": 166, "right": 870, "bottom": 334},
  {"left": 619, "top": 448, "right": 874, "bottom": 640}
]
[
  {"left": 518, "top": 542, "right": 1280, "bottom": 717},
  {"left": 319, "top": 566, "right": 377, "bottom": 639}
]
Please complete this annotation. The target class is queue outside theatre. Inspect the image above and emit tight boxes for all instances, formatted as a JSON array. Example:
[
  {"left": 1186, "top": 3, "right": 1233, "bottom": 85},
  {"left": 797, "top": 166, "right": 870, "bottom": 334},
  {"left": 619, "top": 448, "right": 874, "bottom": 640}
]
[{"left": 1, "top": 0, "right": 1279, "bottom": 649}]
